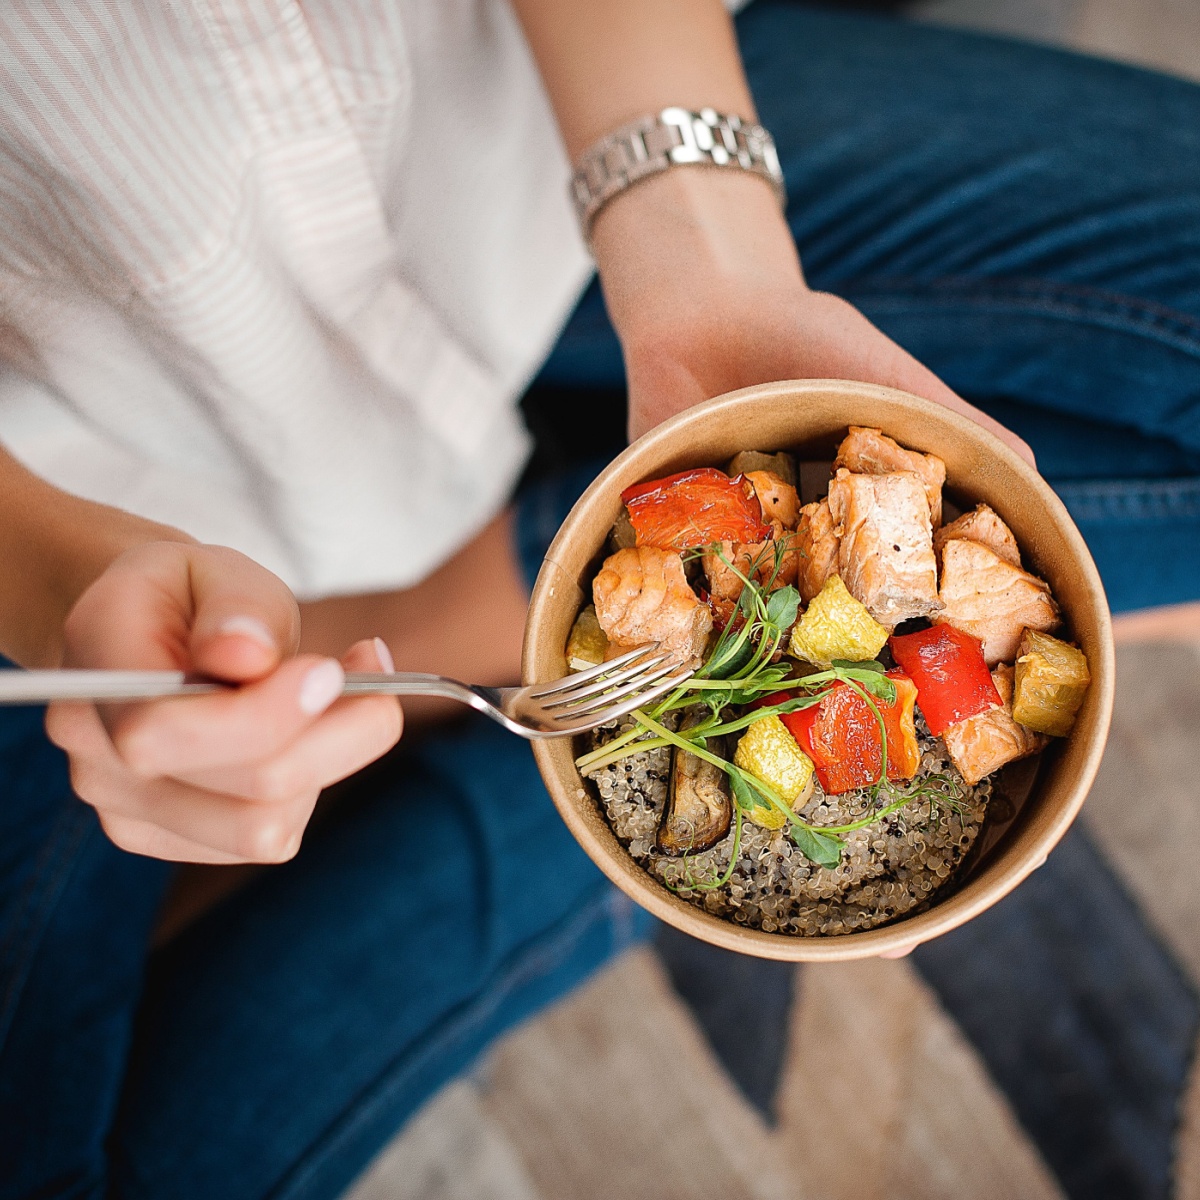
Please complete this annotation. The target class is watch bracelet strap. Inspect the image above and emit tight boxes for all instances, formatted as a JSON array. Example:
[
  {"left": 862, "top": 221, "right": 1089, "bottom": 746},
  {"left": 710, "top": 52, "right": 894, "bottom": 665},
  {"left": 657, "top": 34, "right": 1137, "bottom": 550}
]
[{"left": 570, "top": 106, "right": 786, "bottom": 245}]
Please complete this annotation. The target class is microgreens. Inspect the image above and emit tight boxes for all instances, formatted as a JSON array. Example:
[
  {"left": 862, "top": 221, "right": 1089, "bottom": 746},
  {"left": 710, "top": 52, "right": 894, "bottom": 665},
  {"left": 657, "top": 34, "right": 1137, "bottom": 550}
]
[{"left": 574, "top": 540, "right": 947, "bottom": 878}]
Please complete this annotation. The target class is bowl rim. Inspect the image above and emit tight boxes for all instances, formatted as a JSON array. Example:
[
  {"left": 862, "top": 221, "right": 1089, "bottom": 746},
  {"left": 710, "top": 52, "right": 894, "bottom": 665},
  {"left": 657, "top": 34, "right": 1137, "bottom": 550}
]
[{"left": 522, "top": 379, "right": 1116, "bottom": 960}]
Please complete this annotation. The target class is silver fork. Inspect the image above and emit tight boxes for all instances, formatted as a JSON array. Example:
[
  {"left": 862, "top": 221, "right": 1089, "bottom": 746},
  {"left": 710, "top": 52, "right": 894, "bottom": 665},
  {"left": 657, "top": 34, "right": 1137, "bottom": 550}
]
[{"left": 0, "top": 644, "right": 694, "bottom": 739}]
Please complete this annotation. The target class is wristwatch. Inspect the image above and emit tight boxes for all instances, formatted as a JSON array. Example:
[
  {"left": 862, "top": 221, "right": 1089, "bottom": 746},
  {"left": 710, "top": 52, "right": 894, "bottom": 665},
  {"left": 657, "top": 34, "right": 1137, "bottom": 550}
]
[{"left": 570, "top": 107, "right": 786, "bottom": 244}]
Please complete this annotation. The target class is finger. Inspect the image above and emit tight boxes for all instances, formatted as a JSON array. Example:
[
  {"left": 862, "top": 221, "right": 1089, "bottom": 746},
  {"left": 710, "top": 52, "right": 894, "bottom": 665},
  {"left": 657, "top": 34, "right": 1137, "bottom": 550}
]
[
  {"left": 96, "top": 810, "right": 262, "bottom": 864},
  {"left": 63, "top": 542, "right": 299, "bottom": 681},
  {"left": 868, "top": 352, "right": 1038, "bottom": 470},
  {"left": 106, "top": 654, "right": 347, "bottom": 776},
  {"left": 342, "top": 636, "right": 395, "bottom": 674},
  {"left": 80, "top": 759, "right": 318, "bottom": 860},
  {"left": 45, "top": 698, "right": 112, "bottom": 758},
  {"left": 186, "top": 545, "right": 301, "bottom": 680},
  {"left": 175, "top": 690, "right": 403, "bottom": 800},
  {"left": 54, "top": 700, "right": 321, "bottom": 861},
  {"left": 879, "top": 944, "right": 917, "bottom": 960},
  {"left": 931, "top": 393, "right": 1037, "bottom": 469},
  {"left": 799, "top": 293, "right": 1039, "bottom": 470}
]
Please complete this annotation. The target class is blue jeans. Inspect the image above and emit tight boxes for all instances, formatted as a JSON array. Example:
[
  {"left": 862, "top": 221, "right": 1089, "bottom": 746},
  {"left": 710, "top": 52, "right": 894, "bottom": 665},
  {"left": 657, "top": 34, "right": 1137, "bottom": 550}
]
[{"left": 3, "top": 6, "right": 1199, "bottom": 1198}]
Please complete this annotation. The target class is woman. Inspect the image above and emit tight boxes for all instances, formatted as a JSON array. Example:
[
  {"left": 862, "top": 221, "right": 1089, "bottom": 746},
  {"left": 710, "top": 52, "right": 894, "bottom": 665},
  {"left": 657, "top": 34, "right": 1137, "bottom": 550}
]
[{"left": 1, "top": 2, "right": 1197, "bottom": 1196}]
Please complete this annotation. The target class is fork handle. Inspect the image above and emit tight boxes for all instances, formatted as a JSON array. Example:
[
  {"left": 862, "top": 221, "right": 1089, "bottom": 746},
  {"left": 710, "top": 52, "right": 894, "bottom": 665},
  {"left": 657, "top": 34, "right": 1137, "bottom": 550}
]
[{"left": 0, "top": 669, "right": 475, "bottom": 706}]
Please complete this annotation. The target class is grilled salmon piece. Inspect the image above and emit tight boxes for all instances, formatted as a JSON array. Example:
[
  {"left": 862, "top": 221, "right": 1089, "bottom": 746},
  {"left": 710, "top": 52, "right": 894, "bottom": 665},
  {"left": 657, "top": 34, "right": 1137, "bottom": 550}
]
[
  {"left": 827, "top": 469, "right": 942, "bottom": 627},
  {"left": 942, "top": 664, "right": 1049, "bottom": 785},
  {"left": 934, "top": 504, "right": 1021, "bottom": 568},
  {"left": 703, "top": 522, "right": 799, "bottom": 604},
  {"left": 593, "top": 546, "right": 713, "bottom": 665},
  {"left": 796, "top": 498, "right": 840, "bottom": 603},
  {"left": 745, "top": 470, "right": 800, "bottom": 529},
  {"left": 936, "top": 539, "right": 1060, "bottom": 665},
  {"left": 835, "top": 426, "right": 947, "bottom": 528}
]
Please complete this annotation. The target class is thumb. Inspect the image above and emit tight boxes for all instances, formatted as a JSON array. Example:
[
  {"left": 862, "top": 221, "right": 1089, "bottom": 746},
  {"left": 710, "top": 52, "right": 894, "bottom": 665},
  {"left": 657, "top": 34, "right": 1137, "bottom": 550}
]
[
  {"left": 63, "top": 542, "right": 300, "bottom": 682},
  {"left": 186, "top": 546, "right": 301, "bottom": 681}
]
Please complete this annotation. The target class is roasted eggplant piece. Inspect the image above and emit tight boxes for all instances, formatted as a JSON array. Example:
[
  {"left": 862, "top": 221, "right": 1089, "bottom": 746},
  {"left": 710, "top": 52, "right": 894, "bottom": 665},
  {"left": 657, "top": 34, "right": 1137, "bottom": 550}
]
[
  {"left": 657, "top": 732, "right": 733, "bottom": 855},
  {"left": 609, "top": 506, "right": 637, "bottom": 552}
]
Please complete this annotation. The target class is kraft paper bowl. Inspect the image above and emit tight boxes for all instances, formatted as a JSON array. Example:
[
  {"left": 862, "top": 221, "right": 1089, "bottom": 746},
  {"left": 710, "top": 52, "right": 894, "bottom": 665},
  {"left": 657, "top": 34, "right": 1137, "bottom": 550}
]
[{"left": 521, "top": 380, "right": 1114, "bottom": 960}]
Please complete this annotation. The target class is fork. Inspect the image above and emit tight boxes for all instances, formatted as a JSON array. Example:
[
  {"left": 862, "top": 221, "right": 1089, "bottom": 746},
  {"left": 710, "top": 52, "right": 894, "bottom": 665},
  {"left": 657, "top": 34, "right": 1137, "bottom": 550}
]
[{"left": 0, "top": 644, "right": 694, "bottom": 739}]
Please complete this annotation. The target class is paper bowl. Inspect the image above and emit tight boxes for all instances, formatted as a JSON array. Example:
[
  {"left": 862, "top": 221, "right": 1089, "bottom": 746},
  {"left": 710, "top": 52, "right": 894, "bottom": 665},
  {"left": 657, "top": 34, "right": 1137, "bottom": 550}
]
[{"left": 521, "top": 380, "right": 1114, "bottom": 960}]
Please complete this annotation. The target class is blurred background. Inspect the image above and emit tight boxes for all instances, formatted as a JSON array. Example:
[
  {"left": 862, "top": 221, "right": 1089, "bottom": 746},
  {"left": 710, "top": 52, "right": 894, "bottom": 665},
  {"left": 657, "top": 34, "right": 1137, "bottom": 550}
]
[{"left": 348, "top": 3, "right": 1200, "bottom": 1197}]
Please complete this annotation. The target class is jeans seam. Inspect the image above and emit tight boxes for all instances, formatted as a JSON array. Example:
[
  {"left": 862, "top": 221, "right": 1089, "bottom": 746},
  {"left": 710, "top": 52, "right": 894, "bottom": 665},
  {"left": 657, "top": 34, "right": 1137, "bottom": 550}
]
[
  {"left": 843, "top": 277, "right": 1200, "bottom": 360},
  {"left": 1053, "top": 477, "right": 1200, "bottom": 523},
  {"left": 265, "top": 882, "right": 627, "bottom": 1200}
]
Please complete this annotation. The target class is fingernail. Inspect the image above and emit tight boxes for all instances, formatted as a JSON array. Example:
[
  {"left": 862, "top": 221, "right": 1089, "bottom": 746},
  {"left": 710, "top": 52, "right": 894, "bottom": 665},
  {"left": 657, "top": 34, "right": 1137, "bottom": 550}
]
[
  {"left": 299, "top": 660, "right": 344, "bottom": 715},
  {"left": 219, "top": 616, "right": 277, "bottom": 651},
  {"left": 373, "top": 636, "right": 395, "bottom": 673}
]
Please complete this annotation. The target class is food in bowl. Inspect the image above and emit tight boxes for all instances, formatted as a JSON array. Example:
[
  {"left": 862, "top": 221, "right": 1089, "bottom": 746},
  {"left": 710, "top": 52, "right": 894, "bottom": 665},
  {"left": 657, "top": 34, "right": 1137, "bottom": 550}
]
[{"left": 565, "top": 427, "right": 1091, "bottom": 937}]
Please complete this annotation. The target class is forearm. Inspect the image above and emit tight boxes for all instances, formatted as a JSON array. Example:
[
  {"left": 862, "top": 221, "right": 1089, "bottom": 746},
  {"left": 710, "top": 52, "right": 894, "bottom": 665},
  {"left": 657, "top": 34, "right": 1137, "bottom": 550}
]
[
  {"left": 510, "top": 0, "right": 801, "bottom": 334},
  {"left": 0, "top": 445, "right": 191, "bottom": 667},
  {"left": 510, "top": 0, "right": 754, "bottom": 158}
]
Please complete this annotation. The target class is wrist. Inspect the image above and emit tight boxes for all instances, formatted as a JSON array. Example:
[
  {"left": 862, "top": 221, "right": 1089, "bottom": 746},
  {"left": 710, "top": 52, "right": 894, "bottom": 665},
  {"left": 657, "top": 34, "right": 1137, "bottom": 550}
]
[
  {"left": 0, "top": 455, "right": 193, "bottom": 667},
  {"left": 591, "top": 167, "right": 804, "bottom": 340}
]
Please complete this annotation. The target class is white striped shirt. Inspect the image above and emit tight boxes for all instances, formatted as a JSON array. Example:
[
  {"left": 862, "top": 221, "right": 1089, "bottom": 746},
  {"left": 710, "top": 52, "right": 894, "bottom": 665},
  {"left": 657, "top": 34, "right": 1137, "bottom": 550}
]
[{"left": 0, "top": 1, "right": 591, "bottom": 597}]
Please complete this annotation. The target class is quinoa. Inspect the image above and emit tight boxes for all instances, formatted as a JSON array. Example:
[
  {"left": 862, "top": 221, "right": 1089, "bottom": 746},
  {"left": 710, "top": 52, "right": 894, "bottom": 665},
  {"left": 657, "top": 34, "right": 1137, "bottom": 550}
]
[{"left": 584, "top": 713, "right": 990, "bottom": 936}]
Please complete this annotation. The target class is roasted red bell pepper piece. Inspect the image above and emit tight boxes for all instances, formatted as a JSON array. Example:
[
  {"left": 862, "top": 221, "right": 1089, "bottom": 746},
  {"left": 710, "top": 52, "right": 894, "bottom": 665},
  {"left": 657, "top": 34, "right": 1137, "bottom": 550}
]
[
  {"left": 771, "top": 671, "right": 921, "bottom": 795},
  {"left": 888, "top": 624, "right": 1002, "bottom": 736},
  {"left": 621, "top": 468, "right": 769, "bottom": 551}
]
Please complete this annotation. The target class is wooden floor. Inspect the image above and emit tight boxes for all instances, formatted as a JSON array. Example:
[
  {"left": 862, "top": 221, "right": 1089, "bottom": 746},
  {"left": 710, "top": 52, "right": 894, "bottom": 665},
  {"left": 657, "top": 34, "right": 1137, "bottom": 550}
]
[{"left": 347, "top": 4, "right": 1200, "bottom": 1195}]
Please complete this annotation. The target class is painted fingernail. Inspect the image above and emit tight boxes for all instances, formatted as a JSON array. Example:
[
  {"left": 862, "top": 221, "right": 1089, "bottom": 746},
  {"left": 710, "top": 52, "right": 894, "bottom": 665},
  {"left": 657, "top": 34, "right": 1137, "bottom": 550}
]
[
  {"left": 299, "top": 660, "right": 344, "bottom": 715},
  {"left": 218, "top": 615, "right": 277, "bottom": 651},
  {"left": 373, "top": 636, "right": 395, "bottom": 673}
]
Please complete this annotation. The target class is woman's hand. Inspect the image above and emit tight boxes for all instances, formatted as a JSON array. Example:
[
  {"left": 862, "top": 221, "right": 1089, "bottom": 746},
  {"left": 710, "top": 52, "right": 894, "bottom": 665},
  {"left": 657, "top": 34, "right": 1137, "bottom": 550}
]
[
  {"left": 592, "top": 170, "right": 1035, "bottom": 466},
  {"left": 45, "top": 542, "right": 403, "bottom": 863}
]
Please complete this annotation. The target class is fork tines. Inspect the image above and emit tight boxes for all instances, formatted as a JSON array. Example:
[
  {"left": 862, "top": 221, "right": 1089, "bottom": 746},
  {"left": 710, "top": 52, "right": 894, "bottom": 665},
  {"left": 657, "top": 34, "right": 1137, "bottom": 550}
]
[{"left": 529, "top": 643, "right": 693, "bottom": 730}]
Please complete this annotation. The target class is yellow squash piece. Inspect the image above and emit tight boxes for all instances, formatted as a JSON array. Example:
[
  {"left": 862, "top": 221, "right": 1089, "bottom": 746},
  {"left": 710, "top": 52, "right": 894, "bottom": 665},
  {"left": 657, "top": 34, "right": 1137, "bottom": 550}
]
[
  {"left": 733, "top": 715, "right": 815, "bottom": 829},
  {"left": 788, "top": 574, "right": 889, "bottom": 668},
  {"left": 1012, "top": 628, "right": 1091, "bottom": 737},
  {"left": 565, "top": 604, "right": 609, "bottom": 672}
]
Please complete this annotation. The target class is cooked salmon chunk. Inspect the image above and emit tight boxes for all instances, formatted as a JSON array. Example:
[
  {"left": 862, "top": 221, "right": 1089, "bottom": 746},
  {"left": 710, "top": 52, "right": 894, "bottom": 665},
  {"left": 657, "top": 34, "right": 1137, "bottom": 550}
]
[
  {"left": 936, "top": 539, "right": 1060, "bottom": 665},
  {"left": 745, "top": 470, "right": 800, "bottom": 528},
  {"left": 834, "top": 426, "right": 947, "bottom": 528},
  {"left": 703, "top": 523, "right": 799, "bottom": 605},
  {"left": 593, "top": 546, "right": 713, "bottom": 664},
  {"left": 827, "top": 469, "right": 942, "bottom": 627},
  {"left": 796, "top": 498, "right": 840, "bottom": 603},
  {"left": 934, "top": 504, "right": 1021, "bottom": 568},
  {"left": 942, "top": 665, "right": 1049, "bottom": 785}
]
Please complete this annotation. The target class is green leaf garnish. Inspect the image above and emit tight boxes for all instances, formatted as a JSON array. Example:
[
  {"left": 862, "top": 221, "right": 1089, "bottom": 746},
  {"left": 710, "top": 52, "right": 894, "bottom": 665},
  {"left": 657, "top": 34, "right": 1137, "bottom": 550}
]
[
  {"left": 765, "top": 585, "right": 800, "bottom": 632},
  {"left": 729, "top": 770, "right": 763, "bottom": 814},
  {"left": 573, "top": 546, "right": 946, "bottom": 876},
  {"left": 790, "top": 825, "right": 845, "bottom": 869}
]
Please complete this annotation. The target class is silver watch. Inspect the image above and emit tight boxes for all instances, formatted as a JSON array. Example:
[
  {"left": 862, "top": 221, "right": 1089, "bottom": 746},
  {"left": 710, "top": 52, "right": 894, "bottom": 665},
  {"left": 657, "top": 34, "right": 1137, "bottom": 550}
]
[{"left": 570, "top": 107, "right": 785, "bottom": 243}]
